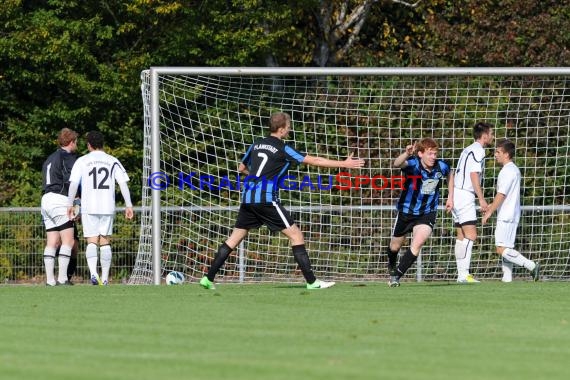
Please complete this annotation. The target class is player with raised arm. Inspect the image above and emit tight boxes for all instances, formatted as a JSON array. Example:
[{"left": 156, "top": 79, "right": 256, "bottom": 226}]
[
  {"left": 41, "top": 128, "right": 78, "bottom": 286},
  {"left": 482, "top": 139, "right": 539, "bottom": 282},
  {"left": 199, "top": 112, "right": 365, "bottom": 290},
  {"left": 450, "top": 122, "right": 493, "bottom": 283},
  {"left": 386, "top": 138, "right": 453, "bottom": 287},
  {"left": 67, "top": 131, "right": 134, "bottom": 285}
]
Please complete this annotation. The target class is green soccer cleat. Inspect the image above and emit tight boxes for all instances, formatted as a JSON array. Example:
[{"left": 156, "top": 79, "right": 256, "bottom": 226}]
[
  {"left": 199, "top": 276, "right": 216, "bottom": 290},
  {"left": 306, "top": 279, "right": 335, "bottom": 289},
  {"left": 531, "top": 262, "right": 540, "bottom": 282}
]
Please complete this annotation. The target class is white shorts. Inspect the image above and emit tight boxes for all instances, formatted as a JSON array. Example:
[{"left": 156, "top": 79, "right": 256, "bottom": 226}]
[
  {"left": 41, "top": 192, "right": 71, "bottom": 230},
  {"left": 452, "top": 188, "right": 477, "bottom": 225},
  {"left": 82, "top": 214, "right": 114, "bottom": 238},
  {"left": 495, "top": 220, "right": 518, "bottom": 248}
]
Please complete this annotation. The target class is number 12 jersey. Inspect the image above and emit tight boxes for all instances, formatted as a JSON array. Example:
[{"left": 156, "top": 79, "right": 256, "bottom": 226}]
[{"left": 69, "top": 150, "right": 130, "bottom": 214}]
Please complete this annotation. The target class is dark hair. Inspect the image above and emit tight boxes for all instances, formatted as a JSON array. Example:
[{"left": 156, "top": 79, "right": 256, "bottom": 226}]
[
  {"left": 473, "top": 122, "right": 492, "bottom": 140},
  {"left": 269, "top": 112, "right": 291, "bottom": 133},
  {"left": 496, "top": 139, "right": 515, "bottom": 159},
  {"left": 86, "top": 131, "right": 104, "bottom": 149}
]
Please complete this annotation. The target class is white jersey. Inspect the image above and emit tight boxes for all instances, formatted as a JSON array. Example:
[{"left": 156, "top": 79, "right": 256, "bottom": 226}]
[
  {"left": 69, "top": 150, "right": 130, "bottom": 214},
  {"left": 453, "top": 141, "right": 486, "bottom": 193},
  {"left": 496, "top": 161, "right": 521, "bottom": 223}
]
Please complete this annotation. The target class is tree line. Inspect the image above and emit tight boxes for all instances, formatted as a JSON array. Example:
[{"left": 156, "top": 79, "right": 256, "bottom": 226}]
[{"left": 1, "top": 0, "right": 569, "bottom": 206}]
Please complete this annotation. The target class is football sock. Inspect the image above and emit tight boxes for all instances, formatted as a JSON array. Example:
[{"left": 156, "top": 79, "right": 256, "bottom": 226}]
[
  {"left": 207, "top": 243, "right": 232, "bottom": 281},
  {"left": 85, "top": 243, "right": 99, "bottom": 277},
  {"left": 43, "top": 247, "right": 57, "bottom": 285},
  {"left": 100, "top": 245, "right": 112, "bottom": 283},
  {"left": 56, "top": 245, "right": 72, "bottom": 283},
  {"left": 455, "top": 239, "right": 473, "bottom": 279},
  {"left": 396, "top": 248, "right": 418, "bottom": 278},
  {"left": 67, "top": 252, "right": 77, "bottom": 281},
  {"left": 501, "top": 257, "right": 513, "bottom": 282},
  {"left": 386, "top": 247, "right": 399, "bottom": 273},
  {"left": 292, "top": 244, "right": 317, "bottom": 284},
  {"left": 502, "top": 248, "right": 535, "bottom": 271}
]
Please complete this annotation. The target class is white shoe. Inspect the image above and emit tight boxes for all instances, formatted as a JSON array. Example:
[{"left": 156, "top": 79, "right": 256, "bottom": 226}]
[
  {"left": 307, "top": 279, "right": 335, "bottom": 289},
  {"left": 457, "top": 274, "right": 480, "bottom": 283}
]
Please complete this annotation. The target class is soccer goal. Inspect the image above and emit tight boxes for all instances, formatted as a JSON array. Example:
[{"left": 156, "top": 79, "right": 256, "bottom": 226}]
[{"left": 132, "top": 67, "right": 570, "bottom": 285}]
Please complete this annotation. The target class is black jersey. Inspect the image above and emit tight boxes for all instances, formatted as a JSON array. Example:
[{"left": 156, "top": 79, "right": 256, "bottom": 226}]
[
  {"left": 42, "top": 148, "right": 77, "bottom": 196},
  {"left": 241, "top": 136, "right": 305, "bottom": 204}
]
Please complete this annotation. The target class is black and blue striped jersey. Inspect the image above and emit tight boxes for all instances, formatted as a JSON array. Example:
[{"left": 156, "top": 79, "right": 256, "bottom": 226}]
[
  {"left": 241, "top": 136, "right": 305, "bottom": 204},
  {"left": 396, "top": 156, "right": 451, "bottom": 215}
]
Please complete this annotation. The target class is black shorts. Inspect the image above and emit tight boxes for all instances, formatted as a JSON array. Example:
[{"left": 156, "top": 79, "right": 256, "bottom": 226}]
[
  {"left": 46, "top": 219, "right": 75, "bottom": 233},
  {"left": 235, "top": 202, "right": 295, "bottom": 232},
  {"left": 392, "top": 211, "right": 437, "bottom": 237}
]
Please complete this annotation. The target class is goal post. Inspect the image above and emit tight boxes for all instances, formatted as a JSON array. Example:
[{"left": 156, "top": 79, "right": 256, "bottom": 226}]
[{"left": 132, "top": 67, "right": 570, "bottom": 285}]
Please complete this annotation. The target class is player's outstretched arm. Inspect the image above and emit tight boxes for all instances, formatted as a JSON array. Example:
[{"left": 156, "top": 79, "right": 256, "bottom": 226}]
[{"left": 303, "top": 152, "right": 365, "bottom": 169}]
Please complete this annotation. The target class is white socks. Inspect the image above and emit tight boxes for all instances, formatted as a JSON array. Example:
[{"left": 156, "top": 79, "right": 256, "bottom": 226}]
[
  {"left": 501, "top": 248, "right": 536, "bottom": 282},
  {"left": 86, "top": 243, "right": 99, "bottom": 277},
  {"left": 44, "top": 247, "right": 57, "bottom": 286},
  {"left": 501, "top": 257, "right": 514, "bottom": 282},
  {"left": 57, "top": 245, "right": 72, "bottom": 284},
  {"left": 100, "top": 245, "right": 112, "bottom": 283},
  {"left": 454, "top": 239, "right": 473, "bottom": 280}
]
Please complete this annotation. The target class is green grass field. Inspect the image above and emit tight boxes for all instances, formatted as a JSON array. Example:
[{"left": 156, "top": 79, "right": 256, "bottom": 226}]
[{"left": 0, "top": 281, "right": 568, "bottom": 380}]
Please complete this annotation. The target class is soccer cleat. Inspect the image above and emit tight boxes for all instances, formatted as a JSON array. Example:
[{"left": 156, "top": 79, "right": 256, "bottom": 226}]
[
  {"left": 46, "top": 281, "right": 56, "bottom": 287},
  {"left": 199, "top": 276, "right": 216, "bottom": 290},
  {"left": 56, "top": 281, "right": 72, "bottom": 286},
  {"left": 388, "top": 275, "right": 400, "bottom": 287},
  {"left": 91, "top": 274, "right": 103, "bottom": 286},
  {"left": 531, "top": 263, "right": 540, "bottom": 282},
  {"left": 457, "top": 274, "right": 480, "bottom": 283},
  {"left": 102, "top": 280, "right": 109, "bottom": 286},
  {"left": 306, "top": 279, "right": 335, "bottom": 289}
]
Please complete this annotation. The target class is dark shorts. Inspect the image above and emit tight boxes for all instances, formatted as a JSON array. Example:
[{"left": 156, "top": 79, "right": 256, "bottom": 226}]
[
  {"left": 392, "top": 211, "right": 437, "bottom": 237},
  {"left": 235, "top": 202, "right": 295, "bottom": 232},
  {"left": 46, "top": 219, "right": 75, "bottom": 233}
]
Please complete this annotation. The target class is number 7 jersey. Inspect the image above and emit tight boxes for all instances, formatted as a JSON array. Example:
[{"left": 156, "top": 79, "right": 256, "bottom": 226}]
[{"left": 69, "top": 150, "right": 130, "bottom": 214}]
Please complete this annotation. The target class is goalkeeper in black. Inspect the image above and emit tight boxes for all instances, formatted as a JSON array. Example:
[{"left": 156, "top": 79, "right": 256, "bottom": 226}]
[{"left": 200, "top": 112, "right": 365, "bottom": 290}]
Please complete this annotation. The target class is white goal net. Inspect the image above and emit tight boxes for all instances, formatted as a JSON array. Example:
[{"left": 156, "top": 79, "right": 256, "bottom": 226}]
[{"left": 132, "top": 68, "right": 570, "bottom": 285}]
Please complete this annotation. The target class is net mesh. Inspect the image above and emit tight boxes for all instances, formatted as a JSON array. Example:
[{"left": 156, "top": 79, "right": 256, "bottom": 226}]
[{"left": 131, "top": 69, "right": 570, "bottom": 284}]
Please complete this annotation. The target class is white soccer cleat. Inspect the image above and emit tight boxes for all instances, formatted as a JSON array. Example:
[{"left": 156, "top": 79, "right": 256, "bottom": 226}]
[{"left": 307, "top": 279, "right": 335, "bottom": 289}]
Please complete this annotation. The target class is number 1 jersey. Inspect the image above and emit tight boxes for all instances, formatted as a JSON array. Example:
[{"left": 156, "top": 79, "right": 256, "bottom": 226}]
[{"left": 69, "top": 150, "right": 130, "bottom": 214}]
